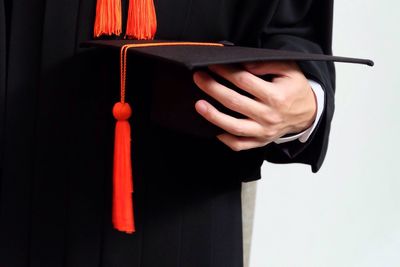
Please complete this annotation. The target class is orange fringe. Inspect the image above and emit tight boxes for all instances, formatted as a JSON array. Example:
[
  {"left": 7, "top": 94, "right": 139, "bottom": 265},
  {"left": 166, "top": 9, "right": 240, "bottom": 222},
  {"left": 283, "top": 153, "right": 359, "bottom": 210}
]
[
  {"left": 94, "top": 0, "right": 122, "bottom": 37},
  {"left": 125, "top": 0, "right": 157, "bottom": 40}
]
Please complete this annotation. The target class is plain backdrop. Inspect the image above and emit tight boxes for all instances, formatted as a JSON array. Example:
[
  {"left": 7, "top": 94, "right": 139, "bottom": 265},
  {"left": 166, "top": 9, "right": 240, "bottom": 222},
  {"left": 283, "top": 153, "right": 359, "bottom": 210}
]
[{"left": 250, "top": 0, "right": 400, "bottom": 266}]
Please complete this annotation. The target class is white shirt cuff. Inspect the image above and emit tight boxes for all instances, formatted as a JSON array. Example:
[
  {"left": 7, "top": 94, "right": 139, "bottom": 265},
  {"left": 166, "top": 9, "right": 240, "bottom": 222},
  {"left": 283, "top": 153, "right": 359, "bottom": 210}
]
[{"left": 274, "top": 79, "right": 325, "bottom": 144}]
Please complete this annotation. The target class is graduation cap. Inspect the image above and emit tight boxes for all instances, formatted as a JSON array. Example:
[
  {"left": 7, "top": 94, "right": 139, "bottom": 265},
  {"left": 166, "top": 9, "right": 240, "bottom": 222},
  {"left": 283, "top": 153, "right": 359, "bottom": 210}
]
[
  {"left": 86, "top": 0, "right": 374, "bottom": 234},
  {"left": 83, "top": 39, "right": 373, "bottom": 136},
  {"left": 81, "top": 39, "right": 373, "bottom": 234}
]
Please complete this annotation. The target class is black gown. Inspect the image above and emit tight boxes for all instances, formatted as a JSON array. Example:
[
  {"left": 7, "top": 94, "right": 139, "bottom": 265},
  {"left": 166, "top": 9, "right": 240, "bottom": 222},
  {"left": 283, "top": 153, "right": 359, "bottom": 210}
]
[{"left": 0, "top": 0, "right": 335, "bottom": 266}]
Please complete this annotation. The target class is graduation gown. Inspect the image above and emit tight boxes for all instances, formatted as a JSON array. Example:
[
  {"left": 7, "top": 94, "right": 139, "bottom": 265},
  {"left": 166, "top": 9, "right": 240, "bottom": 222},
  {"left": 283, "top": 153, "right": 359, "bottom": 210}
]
[{"left": 0, "top": 0, "right": 335, "bottom": 266}]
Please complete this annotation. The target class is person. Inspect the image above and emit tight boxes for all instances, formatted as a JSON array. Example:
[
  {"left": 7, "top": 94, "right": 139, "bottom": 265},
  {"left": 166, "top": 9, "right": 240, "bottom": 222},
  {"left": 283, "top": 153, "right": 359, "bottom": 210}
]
[{"left": 0, "top": 0, "right": 335, "bottom": 266}]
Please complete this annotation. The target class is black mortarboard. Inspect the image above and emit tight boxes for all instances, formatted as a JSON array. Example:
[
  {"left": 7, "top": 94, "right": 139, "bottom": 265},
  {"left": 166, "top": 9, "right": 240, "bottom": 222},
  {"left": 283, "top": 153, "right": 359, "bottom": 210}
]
[
  {"left": 82, "top": 40, "right": 373, "bottom": 137},
  {"left": 80, "top": 40, "right": 373, "bottom": 234}
]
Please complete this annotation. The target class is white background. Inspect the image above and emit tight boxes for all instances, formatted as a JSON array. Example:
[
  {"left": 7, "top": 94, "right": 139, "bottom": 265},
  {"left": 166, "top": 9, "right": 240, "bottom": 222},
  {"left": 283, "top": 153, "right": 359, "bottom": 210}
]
[{"left": 251, "top": 0, "right": 400, "bottom": 266}]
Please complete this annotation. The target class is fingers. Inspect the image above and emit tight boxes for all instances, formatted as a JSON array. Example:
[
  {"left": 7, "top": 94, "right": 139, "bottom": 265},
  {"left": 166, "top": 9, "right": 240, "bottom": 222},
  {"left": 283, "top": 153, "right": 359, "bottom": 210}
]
[
  {"left": 195, "top": 100, "right": 264, "bottom": 137},
  {"left": 207, "top": 64, "right": 276, "bottom": 101},
  {"left": 217, "top": 133, "right": 270, "bottom": 151},
  {"left": 193, "top": 71, "right": 269, "bottom": 121},
  {"left": 192, "top": 61, "right": 314, "bottom": 152}
]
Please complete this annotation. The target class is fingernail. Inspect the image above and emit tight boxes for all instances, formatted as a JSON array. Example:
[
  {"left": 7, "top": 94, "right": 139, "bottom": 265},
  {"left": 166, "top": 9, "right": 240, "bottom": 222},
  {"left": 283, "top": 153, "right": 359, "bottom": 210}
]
[
  {"left": 193, "top": 71, "right": 201, "bottom": 81},
  {"left": 196, "top": 100, "right": 208, "bottom": 114},
  {"left": 193, "top": 71, "right": 208, "bottom": 83}
]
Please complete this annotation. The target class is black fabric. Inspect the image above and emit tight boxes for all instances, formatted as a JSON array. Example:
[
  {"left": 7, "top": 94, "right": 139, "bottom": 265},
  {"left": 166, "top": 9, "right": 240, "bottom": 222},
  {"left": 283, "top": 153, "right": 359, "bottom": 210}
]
[
  {"left": 0, "top": 0, "right": 6, "bottom": 175},
  {"left": 0, "top": 0, "right": 341, "bottom": 266}
]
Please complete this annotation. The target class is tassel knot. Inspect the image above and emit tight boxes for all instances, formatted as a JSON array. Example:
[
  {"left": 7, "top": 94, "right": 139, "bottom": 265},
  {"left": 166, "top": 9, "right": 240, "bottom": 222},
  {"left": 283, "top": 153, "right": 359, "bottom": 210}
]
[{"left": 113, "top": 102, "right": 132, "bottom": 121}]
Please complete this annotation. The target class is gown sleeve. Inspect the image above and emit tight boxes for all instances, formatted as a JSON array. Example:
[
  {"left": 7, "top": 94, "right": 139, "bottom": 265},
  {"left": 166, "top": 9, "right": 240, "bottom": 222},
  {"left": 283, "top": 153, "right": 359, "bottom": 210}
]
[{"left": 260, "top": 0, "right": 336, "bottom": 172}]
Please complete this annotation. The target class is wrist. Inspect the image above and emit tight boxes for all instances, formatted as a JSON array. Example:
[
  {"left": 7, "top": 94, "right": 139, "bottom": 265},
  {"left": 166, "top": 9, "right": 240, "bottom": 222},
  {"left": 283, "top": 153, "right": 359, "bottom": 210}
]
[
  {"left": 289, "top": 82, "right": 317, "bottom": 134},
  {"left": 275, "top": 79, "right": 324, "bottom": 144}
]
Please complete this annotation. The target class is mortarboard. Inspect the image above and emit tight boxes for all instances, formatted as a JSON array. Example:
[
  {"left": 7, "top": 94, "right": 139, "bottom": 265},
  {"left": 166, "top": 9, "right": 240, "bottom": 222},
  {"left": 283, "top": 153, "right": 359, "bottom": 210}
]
[
  {"left": 82, "top": 39, "right": 373, "bottom": 234},
  {"left": 82, "top": 40, "right": 373, "bottom": 138},
  {"left": 88, "top": 0, "right": 374, "bottom": 235}
]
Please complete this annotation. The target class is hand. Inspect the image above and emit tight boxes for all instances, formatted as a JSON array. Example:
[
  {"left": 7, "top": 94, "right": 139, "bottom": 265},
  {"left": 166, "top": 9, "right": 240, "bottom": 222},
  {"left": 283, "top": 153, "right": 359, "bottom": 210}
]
[{"left": 193, "top": 61, "right": 317, "bottom": 151}]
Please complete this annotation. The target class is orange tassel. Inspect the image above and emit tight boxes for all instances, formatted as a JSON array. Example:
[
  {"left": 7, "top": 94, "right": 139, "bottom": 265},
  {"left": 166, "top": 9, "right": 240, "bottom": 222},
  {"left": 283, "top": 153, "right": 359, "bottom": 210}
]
[
  {"left": 111, "top": 45, "right": 135, "bottom": 234},
  {"left": 112, "top": 102, "right": 135, "bottom": 233},
  {"left": 125, "top": 0, "right": 157, "bottom": 40},
  {"left": 111, "top": 43, "right": 224, "bottom": 234},
  {"left": 94, "top": 0, "right": 122, "bottom": 37}
]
